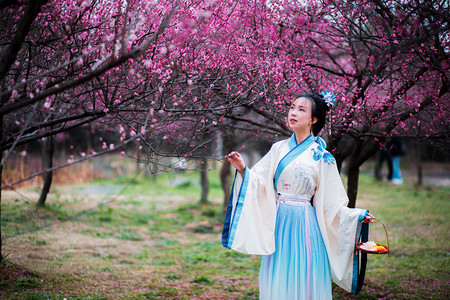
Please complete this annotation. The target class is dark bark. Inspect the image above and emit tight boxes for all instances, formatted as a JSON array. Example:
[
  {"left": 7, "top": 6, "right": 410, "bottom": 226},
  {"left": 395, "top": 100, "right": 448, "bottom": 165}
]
[
  {"left": 220, "top": 160, "right": 231, "bottom": 217},
  {"left": 199, "top": 158, "right": 209, "bottom": 203},
  {"left": 0, "top": 0, "right": 48, "bottom": 81},
  {"left": 0, "top": 0, "right": 21, "bottom": 10},
  {"left": 0, "top": 114, "right": 3, "bottom": 262},
  {"left": 346, "top": 139, "right": 381, "bottom": 208},
  {"left": 1, "top": 110, "right": 108, "bottom": 153},
  {"left": 331, "top": 134, "right": 358, "bottom": 173},
  {"left": 416, "top": 143, "right": 423, "bottom": 186},
  {"left": 151, "top": 162, "right": 157, "bottom": 182},
  {"left": 220, "top": 133, "right": 235, "bottom": 217},
  {"left": 0, "top": 6, "right": 175, "bottom": 117},
  {"left": 346, "top": 163, "right": 359, "bottom": 209},
  {"left": 37, "top": 135, "right": 53, "bottom": 207}
]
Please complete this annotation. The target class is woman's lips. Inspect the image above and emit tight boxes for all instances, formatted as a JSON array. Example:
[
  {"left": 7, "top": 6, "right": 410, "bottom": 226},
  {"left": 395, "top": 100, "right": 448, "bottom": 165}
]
[{"left": 290, "top": 119, "right": 297, "bottom": 123}]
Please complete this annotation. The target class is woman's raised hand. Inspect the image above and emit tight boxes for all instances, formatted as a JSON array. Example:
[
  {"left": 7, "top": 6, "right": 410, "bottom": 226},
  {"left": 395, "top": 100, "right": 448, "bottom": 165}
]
[
  {"left": 365, "top": 213, "right": 375, "bottom": 223},
  {"left": 225, "top": 151, "right": 246, "bottom": 177}
]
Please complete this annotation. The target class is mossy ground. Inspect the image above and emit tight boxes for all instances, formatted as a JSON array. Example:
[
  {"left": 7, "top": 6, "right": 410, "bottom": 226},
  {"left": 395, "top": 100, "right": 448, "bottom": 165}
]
[{"left": 1, "top": 169, "right": 449, "bottom": 299}]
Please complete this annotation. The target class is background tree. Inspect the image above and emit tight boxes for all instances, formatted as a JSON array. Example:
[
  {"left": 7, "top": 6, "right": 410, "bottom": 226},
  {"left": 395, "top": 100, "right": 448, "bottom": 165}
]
[
  {"left": 3, "top": 0, "right": 448, "bottom": 203},
  {"left": 0, "top": 0, "right": 179, "bottom": 261},
  {"left": 1, "top": 0, "right": 448, "bottom": 262}
]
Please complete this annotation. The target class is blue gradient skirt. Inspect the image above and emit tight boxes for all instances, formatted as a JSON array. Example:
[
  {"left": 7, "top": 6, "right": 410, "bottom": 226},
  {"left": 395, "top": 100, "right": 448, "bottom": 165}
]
[{"left": 259, "top": 202, "right": 332, "bottom": 299}]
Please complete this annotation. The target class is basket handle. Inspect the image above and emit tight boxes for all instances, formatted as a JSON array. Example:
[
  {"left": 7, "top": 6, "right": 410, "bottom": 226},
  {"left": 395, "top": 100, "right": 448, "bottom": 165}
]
[{"left": 355, "top": 217, "right": 390, "bottom": 257}]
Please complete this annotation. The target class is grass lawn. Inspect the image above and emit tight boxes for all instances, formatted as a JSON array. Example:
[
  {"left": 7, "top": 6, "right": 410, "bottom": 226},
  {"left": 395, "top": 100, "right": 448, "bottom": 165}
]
[{"left": 1, "top": 169, "right": 449, "bottom": 299}]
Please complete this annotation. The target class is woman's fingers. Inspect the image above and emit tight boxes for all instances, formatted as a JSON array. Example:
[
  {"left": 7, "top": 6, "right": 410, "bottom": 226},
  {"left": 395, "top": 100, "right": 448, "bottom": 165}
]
[
  {"left": 365, "top": 213, "right": 375, "bottom": 223},
  {"left": 225, "top": 151, "right": 240, "bottom": 159},
  {"left": 225, "top": 152, "right": 245, "bottom": 175}
]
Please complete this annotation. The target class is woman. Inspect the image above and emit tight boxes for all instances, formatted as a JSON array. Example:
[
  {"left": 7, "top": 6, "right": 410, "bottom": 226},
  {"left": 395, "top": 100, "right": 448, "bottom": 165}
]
[{"left": 222, "top": 93, "right": 373, "bottom": 299}]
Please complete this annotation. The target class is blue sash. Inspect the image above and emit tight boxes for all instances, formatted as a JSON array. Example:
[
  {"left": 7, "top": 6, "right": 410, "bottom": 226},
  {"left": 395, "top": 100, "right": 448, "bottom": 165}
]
[
  {"left": 222, "top": 168, "right": 250, "bottom": 249},
  {"left": 273, "top": 134, "right": 315, "bottom": 191},
  {"left": 352, "top": 210, "right": 369, "bottom": 294}
]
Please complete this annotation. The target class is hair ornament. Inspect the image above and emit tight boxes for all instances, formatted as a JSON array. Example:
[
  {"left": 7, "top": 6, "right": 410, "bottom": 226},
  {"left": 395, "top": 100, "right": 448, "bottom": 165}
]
[{"left": 320, "top": 90, "right": 336, "bottom": 108}]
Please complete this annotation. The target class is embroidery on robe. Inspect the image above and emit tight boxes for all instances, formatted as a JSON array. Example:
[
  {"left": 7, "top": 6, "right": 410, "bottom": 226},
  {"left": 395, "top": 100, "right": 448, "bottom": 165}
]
[
  {"left": 293, "top": 165, "right": 315, "bottom": 194},
  {"left": 312, "top": 146, "right": 336, "bottom": 165},
  {"left": 280, "top": 179, "right": 292, "bottom": 192}
]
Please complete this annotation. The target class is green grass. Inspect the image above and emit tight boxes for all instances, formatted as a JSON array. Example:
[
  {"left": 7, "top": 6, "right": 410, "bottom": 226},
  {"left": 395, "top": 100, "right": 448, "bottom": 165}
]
[
  {"left": 349, "top": 176, "right": 450, "bottom": 299},
  {"left": 89, "top": 170, "right": 224, "bottom": 199},
  {"left": 1, "top": 170, "right": 449, "bottom": 299},
  {"left": 1, "top": 199, "right": 74, "bottom": 238}
]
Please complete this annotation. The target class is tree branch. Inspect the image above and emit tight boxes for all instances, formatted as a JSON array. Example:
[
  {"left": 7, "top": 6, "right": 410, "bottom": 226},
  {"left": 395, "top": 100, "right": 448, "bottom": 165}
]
[{"left": 0, "top": 0, "right": 48, "bottom": 81}]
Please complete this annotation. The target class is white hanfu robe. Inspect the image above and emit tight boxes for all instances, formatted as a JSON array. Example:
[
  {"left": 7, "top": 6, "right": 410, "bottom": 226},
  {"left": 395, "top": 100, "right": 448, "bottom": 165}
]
[{"left": 222, "top": 134, "right": 369, "bottom": 298}]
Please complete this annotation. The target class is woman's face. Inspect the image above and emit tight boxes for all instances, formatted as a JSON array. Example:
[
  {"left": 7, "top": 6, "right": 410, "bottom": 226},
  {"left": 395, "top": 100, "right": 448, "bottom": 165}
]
[{"left": 288, "top": 97, "right": 316, "bottom": 133}]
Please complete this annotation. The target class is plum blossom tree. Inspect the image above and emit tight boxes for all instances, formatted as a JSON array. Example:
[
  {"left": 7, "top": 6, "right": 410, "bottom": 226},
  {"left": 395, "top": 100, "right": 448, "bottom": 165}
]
[
  {"left": 0, "top": 0, "right": 180, "bottom": 261},
  {"left": 0, "top": 0, "right": 285, "bottom": 260},
  {"left": 131, "top": 0, "right": 449, "bottom": 208},
  {"left": 117, "top": 0, "right": 448, "bottom": 212},
  {"left": 205, "top": 0, "right": 449, "bottom": 208},
  {"left": 0, "top": 0, "right": 448, "bottom": 262},
  {"left": 281, "top": 0, "right": 450, "bottom": 207}
]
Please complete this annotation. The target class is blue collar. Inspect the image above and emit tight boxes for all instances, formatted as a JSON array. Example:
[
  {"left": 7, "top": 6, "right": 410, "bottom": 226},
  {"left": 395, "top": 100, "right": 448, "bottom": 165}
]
[
  {"left": 288, "top": 133, "right": 314, "bottom": 150},
  {"left": 288, "top": 133, "right": 327, "bottom": 151}
]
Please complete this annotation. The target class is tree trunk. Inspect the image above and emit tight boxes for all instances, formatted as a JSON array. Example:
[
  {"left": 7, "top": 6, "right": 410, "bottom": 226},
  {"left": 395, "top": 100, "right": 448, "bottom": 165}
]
[
  {"left": 346, "top": 163, "right": 359, "bottom": 208},
  {"left": 346, "top": 138, "right": 380, "bottom": 208},
  {"left": 220, "top": 160, "right": 231, "bottom": 217},
  {"left": 220, "top": 133, "right": 235, "bottom": 217},
  {"left": 0, "top": 113, "right": 3, "bottom": 262},
  {"left": 37, "top": 135, "right": 54, "bottom": 207},
  {"left": 135, "top": 154, "right": 141, "bottom": 174},
  {"left": 0, "top": 157, "right": 2, "bottom": 262},
  {"left": 146, "top": 159, "right": 157, "bottom": 182},
  {"left": 152, "top": 164, "right": 157, "bottom": 182},
  {"left": 329, "top": 133, "right": 357, "bottom": 173},
  {"left": 199, "top": 158, "right": 209, "bottom": 203},
  {"left": 416, "top": 143, "right": 423, "bottom": 186}
]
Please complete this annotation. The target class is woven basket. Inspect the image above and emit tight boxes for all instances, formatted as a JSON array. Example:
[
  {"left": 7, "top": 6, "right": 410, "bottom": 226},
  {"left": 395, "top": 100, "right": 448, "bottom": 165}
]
[{"left": 356, "top": 217, "right": 390, "bottom": 257}]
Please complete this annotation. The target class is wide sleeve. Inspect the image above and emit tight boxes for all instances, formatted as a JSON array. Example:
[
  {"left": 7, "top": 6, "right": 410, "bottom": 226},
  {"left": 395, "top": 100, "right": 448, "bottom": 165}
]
[
  {"left": 221, "top": 144, "right": 280, "bottom": 255},
  {"left": 313, "top": 155, "right": 368, "bottom": 293}
]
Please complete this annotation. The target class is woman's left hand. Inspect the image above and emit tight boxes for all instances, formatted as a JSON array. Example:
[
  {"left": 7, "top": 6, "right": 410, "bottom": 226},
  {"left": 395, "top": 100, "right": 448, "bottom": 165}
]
[{"left": 365, "top": 213, "right": 375, "bottom": 223}]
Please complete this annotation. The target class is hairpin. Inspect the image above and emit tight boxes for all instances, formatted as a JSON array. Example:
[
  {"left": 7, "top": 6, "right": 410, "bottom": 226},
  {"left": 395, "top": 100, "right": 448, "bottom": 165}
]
[{"left": 320, "top": 90, "right": 336, "bottom": 108}]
